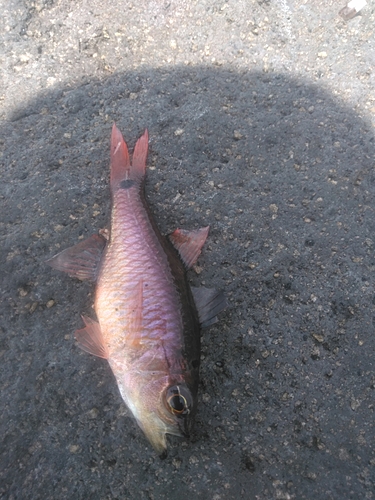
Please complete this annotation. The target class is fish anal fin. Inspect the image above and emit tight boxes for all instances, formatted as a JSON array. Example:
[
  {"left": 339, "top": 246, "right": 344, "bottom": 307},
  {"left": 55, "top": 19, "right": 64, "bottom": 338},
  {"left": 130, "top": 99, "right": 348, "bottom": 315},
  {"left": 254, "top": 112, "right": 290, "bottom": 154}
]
[
  {"left": 110, "top": 123, "right": 130, "bottom": 189},
  {"left": 191, "top": 286, "right": 227, "bottom": 328},
  {"left": 169, "top": 226, "right": 209, "bottom": 269},
  {"left": 75, "top": 316, "right": 109, "bottom": 359},
  {"left": 46, "top": 234, "right": 106, "bottom": 282}
]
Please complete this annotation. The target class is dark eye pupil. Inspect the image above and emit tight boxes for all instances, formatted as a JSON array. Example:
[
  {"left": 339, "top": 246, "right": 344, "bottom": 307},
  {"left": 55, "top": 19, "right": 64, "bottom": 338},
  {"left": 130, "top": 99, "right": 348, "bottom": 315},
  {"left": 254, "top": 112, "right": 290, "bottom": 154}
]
[
  {"left": 166, "top": 385, "right": 192, "bottom": 415},
  {"left": 170, "top": 396, "right": 185, "bottom": 412}
]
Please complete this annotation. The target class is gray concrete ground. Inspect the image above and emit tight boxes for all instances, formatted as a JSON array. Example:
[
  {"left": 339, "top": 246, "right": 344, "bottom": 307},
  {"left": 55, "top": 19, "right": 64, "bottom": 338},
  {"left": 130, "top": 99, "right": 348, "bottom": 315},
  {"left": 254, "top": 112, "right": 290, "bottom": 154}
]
[{"left": 1, "top": 1, "right": 375, "bottom": 499}]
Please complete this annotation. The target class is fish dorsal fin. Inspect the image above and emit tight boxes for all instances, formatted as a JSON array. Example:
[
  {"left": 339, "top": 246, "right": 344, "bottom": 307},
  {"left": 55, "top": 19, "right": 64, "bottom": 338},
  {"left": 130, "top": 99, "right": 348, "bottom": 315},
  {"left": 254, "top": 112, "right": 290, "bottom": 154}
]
[
  {"left": 169, "top": 226, "right": 209, "bottom": 269},
  {"left": 75, "top": 316, "right": 109, "bottom": 359},
  {"left": 46, "top": 234, "right": 106, "bottom": 282},
  {"left": 191, "top": 287, "right": 227, "bottom": 328},
  {"left": 110, "top": 123, "right": 130, "bottom": 189}
]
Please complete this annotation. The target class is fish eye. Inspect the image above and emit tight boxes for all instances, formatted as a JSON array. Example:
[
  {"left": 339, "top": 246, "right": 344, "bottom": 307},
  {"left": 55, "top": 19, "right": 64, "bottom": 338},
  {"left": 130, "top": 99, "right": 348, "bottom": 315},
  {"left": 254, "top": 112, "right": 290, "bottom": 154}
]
[
  {"left": 168, "top": 395, "right": 187, "bottom": 414},
  {"left": 166, "top": 385, "right": 192, "bottom": 416}
]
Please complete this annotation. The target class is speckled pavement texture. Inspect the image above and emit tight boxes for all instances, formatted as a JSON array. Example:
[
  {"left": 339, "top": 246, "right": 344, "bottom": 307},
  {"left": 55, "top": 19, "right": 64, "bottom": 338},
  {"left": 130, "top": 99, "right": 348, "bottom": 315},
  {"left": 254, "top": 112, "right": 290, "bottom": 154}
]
[{"left": 1, "top": 1, "right": 375, "bottom": 499}]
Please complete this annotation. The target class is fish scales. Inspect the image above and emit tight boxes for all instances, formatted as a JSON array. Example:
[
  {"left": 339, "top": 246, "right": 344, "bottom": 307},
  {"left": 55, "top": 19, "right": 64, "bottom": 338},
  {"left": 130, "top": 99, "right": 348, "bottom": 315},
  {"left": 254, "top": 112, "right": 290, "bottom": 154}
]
[
  {"left": 97, "top": 188, "right": 183, "bottom": 351},
  {"left": 46, "top": 125, "right": 226, "bottom": 454}
]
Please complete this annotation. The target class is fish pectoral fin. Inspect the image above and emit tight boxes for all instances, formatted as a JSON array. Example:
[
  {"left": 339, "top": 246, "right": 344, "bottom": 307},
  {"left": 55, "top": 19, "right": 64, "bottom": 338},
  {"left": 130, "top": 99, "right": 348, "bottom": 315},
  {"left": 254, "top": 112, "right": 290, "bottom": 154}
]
[
  {"left": 191, "top": 286, "right": 227, "bottom": 328},
  {"left": 46, "top": 234, "right": 107, "bottom": 282},
  {"left": 168, "top": 226, "right": 209, "bottom": 269},
  {"left": 75, "top": 316, "right": 109, "bottom": 359}
]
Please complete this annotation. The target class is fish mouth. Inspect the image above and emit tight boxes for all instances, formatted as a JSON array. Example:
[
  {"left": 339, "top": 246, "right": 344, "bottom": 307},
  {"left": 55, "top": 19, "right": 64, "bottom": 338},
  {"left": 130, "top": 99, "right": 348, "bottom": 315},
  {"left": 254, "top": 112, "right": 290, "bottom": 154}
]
[{"left": 177, "top": 415, "right": 191, "bottom": 438}]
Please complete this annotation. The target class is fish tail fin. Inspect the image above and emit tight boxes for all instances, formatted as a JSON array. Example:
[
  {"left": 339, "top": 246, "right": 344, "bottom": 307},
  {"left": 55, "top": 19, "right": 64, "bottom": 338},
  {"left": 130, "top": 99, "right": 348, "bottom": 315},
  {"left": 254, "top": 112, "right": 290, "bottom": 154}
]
[
  {"left": 110, "top": 123, "right": 130, "bottom": 189},
  {"left": 132, "top": 129, "right": 148, "bottom": 177},
  {"left": 110, "top": 125, "right": 148, "bottom": 190}
]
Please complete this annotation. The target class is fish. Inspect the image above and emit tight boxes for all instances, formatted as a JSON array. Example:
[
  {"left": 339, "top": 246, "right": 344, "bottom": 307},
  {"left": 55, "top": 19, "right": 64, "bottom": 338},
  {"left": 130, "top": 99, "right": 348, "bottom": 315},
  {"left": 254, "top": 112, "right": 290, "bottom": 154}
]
[{"left": 47, "top": 124, "right": 226, "bottom": 455}]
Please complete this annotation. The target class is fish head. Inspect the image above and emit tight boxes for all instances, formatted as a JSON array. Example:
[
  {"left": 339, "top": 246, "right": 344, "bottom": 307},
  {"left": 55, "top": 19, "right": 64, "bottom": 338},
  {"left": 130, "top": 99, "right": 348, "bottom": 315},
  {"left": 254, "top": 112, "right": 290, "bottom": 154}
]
[
  {"left": 116, "top": 352, "right": 197, "bottom": 455},
  {"left": 132, "top": 377, "right": 196, "bottom": 455}
]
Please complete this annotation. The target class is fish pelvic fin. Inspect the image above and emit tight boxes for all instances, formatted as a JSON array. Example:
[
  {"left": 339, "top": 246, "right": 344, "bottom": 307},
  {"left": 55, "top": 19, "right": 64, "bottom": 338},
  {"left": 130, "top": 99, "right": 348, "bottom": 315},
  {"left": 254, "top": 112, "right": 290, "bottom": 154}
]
[
  {"left": 46, "top": 233, "right": 107, "bottom": 282},
  {"left": 110, "top": 124, "right": 148, "bottom": 190},
  {"left": 168, "top": 226, "right": 209, "bottom": 269},
  {"left": 75, "top": 316, "right": 109, "bottom": 359},
  {"left": 191, "top": 287, "right": 227, "bottom": 328}
]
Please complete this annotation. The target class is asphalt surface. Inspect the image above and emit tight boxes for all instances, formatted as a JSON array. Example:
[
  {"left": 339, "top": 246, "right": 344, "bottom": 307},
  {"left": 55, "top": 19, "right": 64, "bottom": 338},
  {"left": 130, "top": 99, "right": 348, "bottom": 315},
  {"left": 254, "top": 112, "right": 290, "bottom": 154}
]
[{"left": 1, "top": 1, "right": 375, "bottom": 499}]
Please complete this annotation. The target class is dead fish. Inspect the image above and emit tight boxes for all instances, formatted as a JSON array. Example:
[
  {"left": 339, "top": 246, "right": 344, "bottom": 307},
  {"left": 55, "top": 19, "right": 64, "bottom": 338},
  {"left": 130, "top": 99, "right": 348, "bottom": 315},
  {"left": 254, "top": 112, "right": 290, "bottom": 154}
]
[{"left": 47, "top": 125, "right": 226, "bottom": 455}]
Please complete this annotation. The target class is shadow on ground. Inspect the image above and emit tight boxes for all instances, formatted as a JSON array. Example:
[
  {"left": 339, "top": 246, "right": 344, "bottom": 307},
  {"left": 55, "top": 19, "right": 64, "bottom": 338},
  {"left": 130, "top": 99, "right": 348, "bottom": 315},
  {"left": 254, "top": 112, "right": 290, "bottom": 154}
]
[{"left": 1, "top": 67, "right": 375, "bottom": 499}]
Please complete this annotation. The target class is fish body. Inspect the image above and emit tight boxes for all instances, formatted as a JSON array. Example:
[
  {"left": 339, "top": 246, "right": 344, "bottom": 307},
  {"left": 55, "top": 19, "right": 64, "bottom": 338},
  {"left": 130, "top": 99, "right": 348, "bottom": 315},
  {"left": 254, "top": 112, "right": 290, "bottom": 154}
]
[{"left": 47, "top": 125, "right": 225, "bottom": 454}]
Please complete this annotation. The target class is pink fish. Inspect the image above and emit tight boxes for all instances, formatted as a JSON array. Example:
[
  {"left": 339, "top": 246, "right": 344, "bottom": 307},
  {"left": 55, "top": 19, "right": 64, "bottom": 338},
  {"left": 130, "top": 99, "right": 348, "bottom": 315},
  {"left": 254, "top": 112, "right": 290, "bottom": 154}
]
[{"left": 47, "top": 125, "right": 225, "bottom": 455}]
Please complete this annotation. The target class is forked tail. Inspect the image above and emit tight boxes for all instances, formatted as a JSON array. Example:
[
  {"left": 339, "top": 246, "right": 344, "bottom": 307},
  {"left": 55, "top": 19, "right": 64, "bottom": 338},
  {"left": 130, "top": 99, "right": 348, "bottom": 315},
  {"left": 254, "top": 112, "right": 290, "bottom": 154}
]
[{"left": 110, "top": 124, "right": 149, "bottom": 190}]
